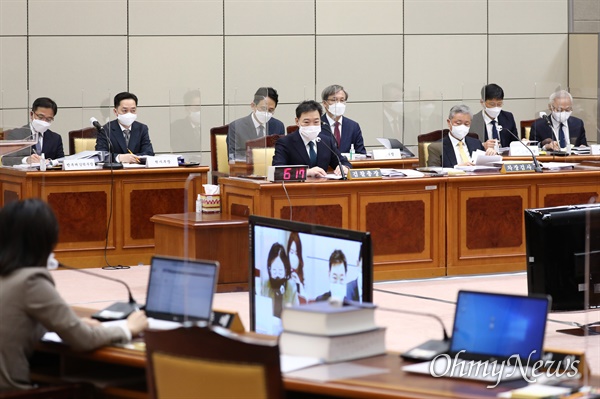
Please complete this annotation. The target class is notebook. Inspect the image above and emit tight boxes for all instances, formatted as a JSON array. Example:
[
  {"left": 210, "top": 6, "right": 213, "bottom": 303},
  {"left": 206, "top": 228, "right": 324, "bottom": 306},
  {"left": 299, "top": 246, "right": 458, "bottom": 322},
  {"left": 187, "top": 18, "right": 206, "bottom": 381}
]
[
  {"left": 403, "top": 290, "right": 551, "bottom": 384},
  {"left": 144, "top": 256, "right": 219, "bottom": 323}
]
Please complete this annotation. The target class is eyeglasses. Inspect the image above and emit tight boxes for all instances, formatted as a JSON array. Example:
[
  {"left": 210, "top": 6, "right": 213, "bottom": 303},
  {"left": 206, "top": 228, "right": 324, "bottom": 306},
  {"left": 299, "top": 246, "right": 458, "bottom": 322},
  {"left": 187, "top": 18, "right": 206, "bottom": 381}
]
[
  {"left": 326, "top": 98, "right": 346, "bottom": 104},
  {"left": 34, "top": 113, "right": 54, "bottom": 123}
]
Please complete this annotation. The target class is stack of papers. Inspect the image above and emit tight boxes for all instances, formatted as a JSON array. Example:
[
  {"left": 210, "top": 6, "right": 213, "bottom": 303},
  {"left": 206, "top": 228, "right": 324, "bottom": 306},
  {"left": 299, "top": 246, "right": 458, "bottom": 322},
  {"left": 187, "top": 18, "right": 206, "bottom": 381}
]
[
  {"left": 571, "top": 146, "right": 590, "bottom": 155},
  {"left": 540, "top": 162, "right": 577, "bottom": 170},
  {"left": 380, "top": 169, "right": 425, "bottom": 178}
]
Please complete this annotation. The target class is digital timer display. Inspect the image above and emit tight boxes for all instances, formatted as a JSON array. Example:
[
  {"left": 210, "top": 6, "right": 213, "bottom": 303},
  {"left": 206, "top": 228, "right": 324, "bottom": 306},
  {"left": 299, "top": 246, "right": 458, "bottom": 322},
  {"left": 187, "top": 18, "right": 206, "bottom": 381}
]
[{"left": 267, "top": 165, "right": 308, "bottom": 182}]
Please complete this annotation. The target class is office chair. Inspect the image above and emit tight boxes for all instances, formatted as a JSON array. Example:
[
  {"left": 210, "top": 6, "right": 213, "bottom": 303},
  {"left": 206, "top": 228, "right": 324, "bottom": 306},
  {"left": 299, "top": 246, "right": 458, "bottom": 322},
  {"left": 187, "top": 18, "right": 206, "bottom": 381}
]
[
  {"left": 68, "top": 127, "right": 97, "bottom": 155},
  {"left": 210, "top": 125, "right": 230, "bottom": 185},
  {"left": 145, "top": 325, "right": 284, "bottom": 399}
]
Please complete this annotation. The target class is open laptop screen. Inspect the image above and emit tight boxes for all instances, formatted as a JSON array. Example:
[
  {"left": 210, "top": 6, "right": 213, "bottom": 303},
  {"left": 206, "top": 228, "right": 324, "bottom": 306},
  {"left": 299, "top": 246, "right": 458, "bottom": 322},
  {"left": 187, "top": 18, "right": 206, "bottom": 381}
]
[
  {"left": 450, "top": 291, "right": 550, "bottom": 363},
  {"left": 145, "top": 256, "right": 219, "bottom": 322}
]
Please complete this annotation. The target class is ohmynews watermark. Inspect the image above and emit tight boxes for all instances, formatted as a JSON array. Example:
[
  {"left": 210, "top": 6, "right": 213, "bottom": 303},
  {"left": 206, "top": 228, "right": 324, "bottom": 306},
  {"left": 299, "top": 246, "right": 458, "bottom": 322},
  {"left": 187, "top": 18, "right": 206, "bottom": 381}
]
[{"left": 429, "top": 350, "right": 580, "bottom": 388}]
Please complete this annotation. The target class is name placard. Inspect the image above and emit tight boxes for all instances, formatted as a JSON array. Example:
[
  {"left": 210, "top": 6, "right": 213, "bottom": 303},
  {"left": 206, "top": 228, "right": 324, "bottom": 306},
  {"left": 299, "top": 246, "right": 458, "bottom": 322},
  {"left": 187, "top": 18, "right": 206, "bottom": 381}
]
[
  {"left": 145, "top": 155, "right": 179, "bottom": 168},
  {"left": 62, "top": 159, "right": 97, "bottom": 171},
  {"left": 372, "top": 148, "right": 402, "bottom": 160},
  {"left": 348, "top": 168, "right": 383, "bottom": 180},
  {"left": 500, "top": 162, "right": 536, "bottom": 174},
  {"left": 591, "top": 144, "right": 600, "bottom": 155},
  {"left": 210, "top": 309, "right": 245, "bottom": 333}
]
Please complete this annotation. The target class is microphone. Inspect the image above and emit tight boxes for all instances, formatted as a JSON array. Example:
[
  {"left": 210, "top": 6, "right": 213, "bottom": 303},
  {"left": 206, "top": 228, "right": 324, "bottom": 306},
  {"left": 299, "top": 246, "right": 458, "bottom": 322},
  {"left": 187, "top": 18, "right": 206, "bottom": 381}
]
[
  {"left": 498, "top": 124, "right": 543, "bottom": 173},
  {"left": 315, "top": 136, "right": 347, "bottom": 180},
  {"left": 540, "top": 112, "right": 553, "bottom": 128},
  {"left": 58, "top": 262, "right": 140, "bottom": 321},
  {"left": 90, "top": 117, "right": 123, "bottom": 170}
]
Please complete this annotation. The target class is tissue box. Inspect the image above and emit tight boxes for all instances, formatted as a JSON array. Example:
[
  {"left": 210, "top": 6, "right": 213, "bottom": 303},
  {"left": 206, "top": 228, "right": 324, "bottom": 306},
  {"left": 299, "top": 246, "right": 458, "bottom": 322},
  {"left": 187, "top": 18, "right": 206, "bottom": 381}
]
[{"left": 201, "top": 195, "right": 221, "bottom": 213}]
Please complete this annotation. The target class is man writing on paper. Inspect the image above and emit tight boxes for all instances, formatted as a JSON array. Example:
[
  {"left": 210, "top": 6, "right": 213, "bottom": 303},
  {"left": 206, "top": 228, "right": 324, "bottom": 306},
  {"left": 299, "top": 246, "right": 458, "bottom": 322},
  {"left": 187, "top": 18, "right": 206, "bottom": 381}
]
[
  {"left": 272, "top": 100, "right": 351, "bottom": 178},
  {"left": 427, "top": 105, "right": 487, "bottom": 168},
  {"left": 95, "top": 92, "right": 154, "bottom": 164},
  {"left": 227, "top": 87, "right": 286, "bottom": 162},
  {"left": 529, "top": 90, "right": 587, "bottom": 151},
  {"left": 320, "top": 84, "right": 366, "bottom": 154},
  {"left": 2, "top": 97, "right": 64, "bottom": 166},
  {"left": 316, "top": 250, "right": 348, "bottom": 302},
  {"left": 469, "top": 84, "right": 519, "bottom": 151}
]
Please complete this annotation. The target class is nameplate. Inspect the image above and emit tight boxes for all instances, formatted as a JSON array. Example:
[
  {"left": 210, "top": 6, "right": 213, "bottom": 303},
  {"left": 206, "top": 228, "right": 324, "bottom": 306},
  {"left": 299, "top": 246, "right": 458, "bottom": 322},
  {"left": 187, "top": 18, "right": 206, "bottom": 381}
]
[
  {"left": 210, "top": 309, "right": 245, "bottom": 333},
  {"left": 591, "top": 144, "right": 600, "bottom": 155},
  {"left": 62, "top": 159, "right": 97, "bottom": 171},
  {"left": 347, "top": 168, "right": 382, "bottom": 180},
  {"left": 509, "top": 141, "right": 540, "bottom": 156},
  {"left": 500, "top": 162, "right": 536, "bottom": 174},
  {"left": 372, "top": 148, "right": 402, "bottom": 160},
  {"left": 145, "top": 155, "right": 179, "bottom": 168}
]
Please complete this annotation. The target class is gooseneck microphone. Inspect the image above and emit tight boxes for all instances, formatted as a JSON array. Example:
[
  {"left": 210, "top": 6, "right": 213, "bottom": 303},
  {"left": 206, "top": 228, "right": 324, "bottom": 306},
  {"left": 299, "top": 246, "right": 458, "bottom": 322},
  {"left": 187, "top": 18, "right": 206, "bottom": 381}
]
[
  {"left": 498, "top": 124, "right": 543, "bottom": 173},
  {"left": 90, "top": 117, "right": 123, "bottom": 170},
  {"left": 315, "top": 136, "right": 347, "bottom": 180},
  {"left": 58, "top": 262, "right": 140, "bottom": 321}
]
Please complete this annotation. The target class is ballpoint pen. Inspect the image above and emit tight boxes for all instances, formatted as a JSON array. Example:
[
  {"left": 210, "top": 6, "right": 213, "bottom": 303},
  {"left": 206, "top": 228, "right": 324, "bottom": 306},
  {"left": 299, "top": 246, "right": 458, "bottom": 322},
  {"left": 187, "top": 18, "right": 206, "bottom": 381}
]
[{"left": 128, "top": 149, "right": 140, "bottom": 163}]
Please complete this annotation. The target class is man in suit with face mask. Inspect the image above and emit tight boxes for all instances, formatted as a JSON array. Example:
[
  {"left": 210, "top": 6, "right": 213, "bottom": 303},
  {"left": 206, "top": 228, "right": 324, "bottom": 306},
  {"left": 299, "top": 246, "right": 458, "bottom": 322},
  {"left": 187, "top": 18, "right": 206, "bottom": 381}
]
[
  {"left": 319, "top": 84, "right": 366, "bottom": 154},
  {"left": 95, "top": 91, "right": 154, "bottom": 164},
  {"left": 427, "top": 104, "right": 485, "bottom": 168},
  {"left": 272, "top": 100, "right": 351, "bottom": 178},
  {"left": 227, "top": 87, "right": 286, "bottom": 162},
  {"left": 2, "top": 97, "right": 64, "bottom": 166}
]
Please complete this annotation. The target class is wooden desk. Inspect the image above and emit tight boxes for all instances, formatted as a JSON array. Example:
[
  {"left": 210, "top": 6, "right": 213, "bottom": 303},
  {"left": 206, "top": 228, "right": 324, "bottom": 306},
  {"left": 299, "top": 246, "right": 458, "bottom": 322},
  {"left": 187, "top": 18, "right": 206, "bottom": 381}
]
[
  {"left": 151, "top": 212, "right": 249, "bottom": 293},
  {"left": 0, "top": 166, "right": 208, "bottom": 268},
  {"left": 221, "top": 176, "right": 447, "bottom": 281},
  {"left": 220, "top": 167, "right": 600, "bottom": 280},
  {"left": 32, "top": 342, "right": 529, "bottom": 399}
]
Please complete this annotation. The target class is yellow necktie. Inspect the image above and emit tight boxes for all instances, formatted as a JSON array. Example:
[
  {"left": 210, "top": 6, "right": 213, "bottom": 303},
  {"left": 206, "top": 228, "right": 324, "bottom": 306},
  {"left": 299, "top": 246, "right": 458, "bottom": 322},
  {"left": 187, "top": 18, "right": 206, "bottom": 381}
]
[{"left": 458, "top": 141, "right": 470, "bottom": 164}]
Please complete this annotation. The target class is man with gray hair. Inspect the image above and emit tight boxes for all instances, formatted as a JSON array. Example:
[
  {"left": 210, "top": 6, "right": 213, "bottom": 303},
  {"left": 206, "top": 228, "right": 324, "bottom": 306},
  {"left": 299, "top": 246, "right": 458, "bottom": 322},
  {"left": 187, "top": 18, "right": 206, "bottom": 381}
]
[
  {"left": 320, "top": 84, "right": 366, "bottom": 154},
  {"left": 427, "top": 104, "right": 485, "bottom": 168},
  {"left": 529, "top": 90, "right": 587, "bottom": 151}
]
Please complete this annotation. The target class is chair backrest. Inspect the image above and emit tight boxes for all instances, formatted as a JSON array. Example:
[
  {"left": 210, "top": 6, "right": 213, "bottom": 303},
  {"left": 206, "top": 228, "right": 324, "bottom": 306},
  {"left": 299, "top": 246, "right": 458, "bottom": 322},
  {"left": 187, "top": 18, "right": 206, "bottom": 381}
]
[
  {"left": 68, "top": 127, "right": 97, "bottom": 155},
  {"left": 246, "top": 135, "right": 281, "bottom": 176},
  {"left": 520, "top": 119, "right": 535, "bottom": 140},
  {"left": 145, "top": 326, "right": 283, "bottom": 399},
  {"left": 210, "top": 125, "right": 230, "bottom": 184},
  {"left": 416, "top": 129, "right": 479, "bottom": 166},
  {"left": 286, "top": 125, "right": 297, "bottom": 134}
]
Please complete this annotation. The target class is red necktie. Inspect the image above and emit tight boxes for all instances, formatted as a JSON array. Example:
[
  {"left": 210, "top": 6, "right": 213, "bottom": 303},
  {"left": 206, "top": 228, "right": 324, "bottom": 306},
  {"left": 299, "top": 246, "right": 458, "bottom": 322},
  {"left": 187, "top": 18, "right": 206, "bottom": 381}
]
[{"left": 334, "top": 122, "right": 341, "bottom": 148}]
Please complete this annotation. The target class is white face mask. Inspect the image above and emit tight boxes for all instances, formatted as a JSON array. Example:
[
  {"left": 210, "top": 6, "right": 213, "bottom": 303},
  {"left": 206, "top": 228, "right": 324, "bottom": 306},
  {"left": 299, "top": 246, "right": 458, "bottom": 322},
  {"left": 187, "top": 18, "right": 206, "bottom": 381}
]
[
  {"left": 47, "top": 253, "right": 59, "bottom": 270},
  {"left": 451, "top": 124, "right": 470, "bottom": 140},
  {"left": 31, "top": 119, "right": 51, "bottom": 134},
  {"left": 485, "top": 106, "right": 501, "bottom": 119},
  {"left": 327, "top": 102, "right": 346, "bottom": 117},
  {"left": 299, "top": 125, "right": 321, "bottom": 142},
  {"left": 117, "top": 112, "right": 137, "bottom": 127},
  {"left": 552, "top": 111, "right": 571, "bottom": 124},
  {"left": 254, "top": 111, "right": 273, "bottom": 125},
  {"left": 189, "top": 111, "right": 201, "bottom": 125},
  {"left": 330, "top": 282, "right": 346, "bottom": 300}
]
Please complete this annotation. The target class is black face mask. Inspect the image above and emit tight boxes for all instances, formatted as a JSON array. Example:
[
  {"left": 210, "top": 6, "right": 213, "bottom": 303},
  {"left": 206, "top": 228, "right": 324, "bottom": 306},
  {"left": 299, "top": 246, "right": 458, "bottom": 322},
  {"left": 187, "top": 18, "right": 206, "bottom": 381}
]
[{"left": 270, "top": 277, "right": 286, "bottom": 294}]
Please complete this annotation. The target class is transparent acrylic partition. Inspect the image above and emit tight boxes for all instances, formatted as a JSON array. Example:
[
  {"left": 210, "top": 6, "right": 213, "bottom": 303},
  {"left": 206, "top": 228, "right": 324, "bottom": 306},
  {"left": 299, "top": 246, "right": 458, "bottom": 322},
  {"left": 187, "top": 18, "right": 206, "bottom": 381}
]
[
  {"left": 169, "top": 88, "right": 202, "bottom": 164},
  {"left": 0, "top": 89, "right": 36, "bottom": 168}
]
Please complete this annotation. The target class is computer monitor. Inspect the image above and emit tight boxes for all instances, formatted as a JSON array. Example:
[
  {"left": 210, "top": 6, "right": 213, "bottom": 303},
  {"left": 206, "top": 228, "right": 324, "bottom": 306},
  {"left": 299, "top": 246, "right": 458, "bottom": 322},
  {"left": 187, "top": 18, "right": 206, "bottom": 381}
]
[
  {"left": 525, "top": 204, "right": 600, "bottom": 311},
  {"left": 249, "top": 215, "right": 373, "bottom": 335}
]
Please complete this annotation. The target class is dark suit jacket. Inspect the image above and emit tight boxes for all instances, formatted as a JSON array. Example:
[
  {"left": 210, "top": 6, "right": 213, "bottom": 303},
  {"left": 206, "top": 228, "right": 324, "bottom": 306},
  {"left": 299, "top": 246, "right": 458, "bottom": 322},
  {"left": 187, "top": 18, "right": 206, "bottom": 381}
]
[
  {"left": 169, "top": 118, "right": 201, "bottom": 153},
  {"left": 95, "top": 120, "right": 154, "bottom": 161},
  {"left": 427, "top": 135, "right": 484, "bottom": 168},
  {"left": 346, "top": 278, "right": 360, "bottom": 302},
  {"left": 320, "top": 115, "right": 367, "bottom": 154},
  {"left": 272, "top": 130, "right": 352, "bottom": 171},
  {"left": 529, "top": 116, "right": 587, "bottom": 147},
  {"left": 469, "top": 110, "right": 519, "bottom": 148},
  {"left": 227, "top": 114, "right": 285, "bottom": 161},
  {"left": 2, "top": 125, "right": 64, "bottom": 166}
]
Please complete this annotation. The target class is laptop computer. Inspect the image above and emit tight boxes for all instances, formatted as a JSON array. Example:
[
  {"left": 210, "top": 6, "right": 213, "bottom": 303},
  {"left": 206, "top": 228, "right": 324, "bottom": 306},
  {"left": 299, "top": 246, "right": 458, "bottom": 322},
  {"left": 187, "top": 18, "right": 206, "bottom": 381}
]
[
  {"left": 144, "top": 256, "right": 219, "bottom": 323},
  {"left": 403, "top": 290, "right": 551, "bottom": 384}
]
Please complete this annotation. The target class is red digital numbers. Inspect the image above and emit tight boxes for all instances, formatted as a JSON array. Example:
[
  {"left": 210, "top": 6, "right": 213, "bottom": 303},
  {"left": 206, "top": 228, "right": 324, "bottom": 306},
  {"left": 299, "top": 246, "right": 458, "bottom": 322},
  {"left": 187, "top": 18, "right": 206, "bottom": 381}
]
[
  {"left": 296, "top": 168, "right": 305, "bottom": 179},
  {"left": 283, "top": 167, "right": 291, "bottom": 180}
]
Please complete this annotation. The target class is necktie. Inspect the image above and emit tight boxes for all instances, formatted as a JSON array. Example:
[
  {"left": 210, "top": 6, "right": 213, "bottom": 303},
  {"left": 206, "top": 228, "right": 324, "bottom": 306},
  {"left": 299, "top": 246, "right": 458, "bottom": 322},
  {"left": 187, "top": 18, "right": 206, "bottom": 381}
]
[
  {"left": 123, "top": 129, "right": 130, "bottom": 146},
  {"left": 458, "top": 141, "right": 470, "bottom": 164},
  {"left": 308, "top": 141, "right": 317, "bottom": 168},
  {"left": 491, "top": 120, "right": 499, "bottom": 140},
  {"left": 35, "top": 134, "right": 42, "bottom": 154},
  {"left": 558, "top": 123, "right": 566, "bottom": 148},
  {"left": 333, "top": 122, "right": 341, "bottom": 148},
  {"left": 258, "top": 125, "right": 265, "bottom": 137}
]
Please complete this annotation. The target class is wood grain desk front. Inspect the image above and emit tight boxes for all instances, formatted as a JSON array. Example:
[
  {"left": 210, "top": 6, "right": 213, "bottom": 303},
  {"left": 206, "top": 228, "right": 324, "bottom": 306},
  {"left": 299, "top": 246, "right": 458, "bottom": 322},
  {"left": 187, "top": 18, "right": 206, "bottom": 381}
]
[
  {"left": 0, "top": 166, "right": 208, "bottom": 268},
  {"left": 220, "top": 167, "right": 600, "bottom": 280},
  {"left": 151, "top": 212, "right": 249, "bottom": 293}
]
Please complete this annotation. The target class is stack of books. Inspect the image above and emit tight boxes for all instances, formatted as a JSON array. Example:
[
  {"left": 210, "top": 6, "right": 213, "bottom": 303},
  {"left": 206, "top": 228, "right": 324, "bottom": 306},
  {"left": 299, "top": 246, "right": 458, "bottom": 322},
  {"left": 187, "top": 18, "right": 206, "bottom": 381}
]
[{"left": 279, "top": 300, "right": 386, "bottom": 363}]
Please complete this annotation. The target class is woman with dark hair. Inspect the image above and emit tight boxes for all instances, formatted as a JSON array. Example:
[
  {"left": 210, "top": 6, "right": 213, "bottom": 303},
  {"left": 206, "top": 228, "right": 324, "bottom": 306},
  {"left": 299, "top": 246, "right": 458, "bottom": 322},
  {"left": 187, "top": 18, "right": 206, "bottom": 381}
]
[
  {"left": 260, "top": 243, "right": 299, "bottom": 319},
  {"left": 287, "top": 232, "right": 306, "bottom": 298},
  {"left": 0, "top": 199, "right": 147, "bottom": 391}
]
